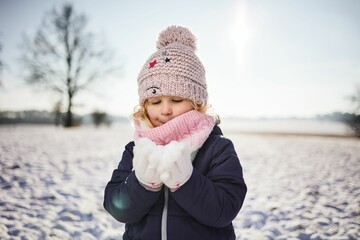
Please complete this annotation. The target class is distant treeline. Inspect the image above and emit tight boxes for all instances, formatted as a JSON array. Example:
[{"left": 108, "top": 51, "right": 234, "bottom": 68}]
[
  {"left": 0, "top": 110, "right": 129, "bottom": 126},
  {"left": 316, "top": 112, "right": 358, "bottom": 122},
  {"left": 317, "top": 112, "right": 360, "bottom": 137},
  {"left": 0, "top": 110, "right": 57, "bottom": 125},
  {"left": 1, "top": 110, "right": 359, "bottom": 136}
]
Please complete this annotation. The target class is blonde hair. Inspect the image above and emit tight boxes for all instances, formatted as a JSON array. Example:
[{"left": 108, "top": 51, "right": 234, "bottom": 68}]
[{"left": 132, "top": 100, "right": 220, "bottom": 128}]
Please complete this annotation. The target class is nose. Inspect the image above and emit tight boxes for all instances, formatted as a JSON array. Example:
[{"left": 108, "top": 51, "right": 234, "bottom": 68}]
[{"left": 160, "top": 102, "right": 172, "bottom": 116}]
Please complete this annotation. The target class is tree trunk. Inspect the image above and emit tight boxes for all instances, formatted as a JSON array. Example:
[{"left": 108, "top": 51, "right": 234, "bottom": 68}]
[{"left": 65, "top": 92, "right": 73, "bottom": 127}]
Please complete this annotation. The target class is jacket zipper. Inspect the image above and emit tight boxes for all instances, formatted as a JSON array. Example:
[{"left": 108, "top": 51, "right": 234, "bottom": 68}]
[{"left": 161, "top": 186, "right": 169, "bottom": 240}]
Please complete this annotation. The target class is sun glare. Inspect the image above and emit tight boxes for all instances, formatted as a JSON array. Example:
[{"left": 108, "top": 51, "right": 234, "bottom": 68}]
[{"left": 229, "top": 1, "right": 251, "bottom": 78}]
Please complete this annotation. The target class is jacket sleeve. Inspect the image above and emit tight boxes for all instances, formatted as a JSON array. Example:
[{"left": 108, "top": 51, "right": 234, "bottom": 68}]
[
  {"left": 103, "top": 141, "right": 162, "bottom": 223},
  {"left": 171, "top": 137, "right": 247, "bottom": 227}
]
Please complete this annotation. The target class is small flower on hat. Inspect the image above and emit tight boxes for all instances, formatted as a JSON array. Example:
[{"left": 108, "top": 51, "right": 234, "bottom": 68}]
[{"left": 149, "top": 59, "right": 157, "bottom": 68}]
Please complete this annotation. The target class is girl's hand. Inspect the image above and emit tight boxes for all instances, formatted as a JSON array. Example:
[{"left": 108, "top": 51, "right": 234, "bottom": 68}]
[
  {"left": 158, "top": 141, "right": 193, "bottom": 191},
  {"left": 133, "top": 138, "right": 163, "bottom": 190}
]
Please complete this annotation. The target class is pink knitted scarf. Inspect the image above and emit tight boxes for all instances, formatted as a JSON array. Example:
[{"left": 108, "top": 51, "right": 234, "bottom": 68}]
[{"left": 134, "top": 110, "right": 216, "bottom": 151}]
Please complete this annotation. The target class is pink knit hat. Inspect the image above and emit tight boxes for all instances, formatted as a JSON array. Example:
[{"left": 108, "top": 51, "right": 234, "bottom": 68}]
[{"left": 137, "top": 25, "right": 207, "bottom": 106}]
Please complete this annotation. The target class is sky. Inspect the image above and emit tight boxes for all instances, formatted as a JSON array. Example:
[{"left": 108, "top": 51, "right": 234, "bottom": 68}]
[{"left": 0, "top": 0, "right": 359, "bottom": 119}]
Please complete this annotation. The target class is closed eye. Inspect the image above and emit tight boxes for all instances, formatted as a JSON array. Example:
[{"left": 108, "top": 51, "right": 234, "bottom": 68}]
[
  {"left": 149, "top": 100, "right": 161, "bottom": 105},
  {"left": 172, "top": 99, "right": 183, "bottom": 103}
]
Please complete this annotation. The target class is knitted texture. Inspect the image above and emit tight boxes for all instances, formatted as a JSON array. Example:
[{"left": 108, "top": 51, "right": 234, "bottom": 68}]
[
  {"left": 134, "top": 110, "right": 215, "bottom": 151},
  {"left": 137, "top": 25, "right": 207, "bottom": 106}
]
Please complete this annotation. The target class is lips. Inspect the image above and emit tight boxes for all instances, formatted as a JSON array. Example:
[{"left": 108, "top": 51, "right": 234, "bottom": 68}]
[{"left": 157, "top": 118, "right": 173, "bottom": 126}]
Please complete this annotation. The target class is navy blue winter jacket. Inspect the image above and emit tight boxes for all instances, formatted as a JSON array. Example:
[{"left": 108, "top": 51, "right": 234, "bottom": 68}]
[{"left": 104, "top": 125, "right": 247, "bottom": 240}]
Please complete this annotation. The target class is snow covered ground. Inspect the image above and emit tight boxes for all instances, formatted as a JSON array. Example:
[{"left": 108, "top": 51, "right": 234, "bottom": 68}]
[{"left": 1, "top": 124, "right": 359, "bottom": 239}]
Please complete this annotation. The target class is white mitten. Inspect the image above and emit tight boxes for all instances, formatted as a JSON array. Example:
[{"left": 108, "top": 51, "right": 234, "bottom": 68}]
[
  {"left": 158, "top": 141, "right": 193, "bottom": 190},
  {"left": 133, "top": 138, "right": 163, "bottom": 189}
]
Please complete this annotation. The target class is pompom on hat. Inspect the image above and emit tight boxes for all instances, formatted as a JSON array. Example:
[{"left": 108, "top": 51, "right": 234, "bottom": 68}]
[{"left": 137, "top": 25, "right": 207, "bottom": 106}]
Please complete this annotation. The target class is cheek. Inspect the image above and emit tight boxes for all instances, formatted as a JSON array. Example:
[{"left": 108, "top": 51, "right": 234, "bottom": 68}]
[
  {"left": 146, "top": 107, "right": 157, "bottom": 120},
  {"left": 174, "top": 102, "right": 194, "bottom": 115},
  {"left": 146, "top": 106, "right": 159, "bottom": 123}
]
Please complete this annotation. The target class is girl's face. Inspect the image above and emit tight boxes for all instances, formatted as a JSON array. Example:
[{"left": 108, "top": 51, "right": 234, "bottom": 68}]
[{"left": 146, "top": 96, "right": 194, "bottom": 127}]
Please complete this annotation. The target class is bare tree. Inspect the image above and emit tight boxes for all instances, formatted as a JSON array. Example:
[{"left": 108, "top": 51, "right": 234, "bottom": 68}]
[
  {"left": 349, "top": 83, "right": 360, "bottom": 115},
  {"left": 91, "top": 110, "right": 111, "bottom": 127},
  {"left": 347, "top": 83, "right": 360, "bottom": 137},
  {"left": 21, "top": 3, "right": 115, "bottom": 127}
]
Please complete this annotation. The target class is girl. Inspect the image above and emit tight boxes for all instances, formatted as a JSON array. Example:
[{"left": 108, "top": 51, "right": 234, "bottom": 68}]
[{"left": 104, "top": 25, "right": 247, "bottom": 240}]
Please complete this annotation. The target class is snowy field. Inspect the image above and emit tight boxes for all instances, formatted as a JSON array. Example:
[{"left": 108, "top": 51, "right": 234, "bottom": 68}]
[{"left": 0, "top": 123, "right": 359, "bottom": 240}]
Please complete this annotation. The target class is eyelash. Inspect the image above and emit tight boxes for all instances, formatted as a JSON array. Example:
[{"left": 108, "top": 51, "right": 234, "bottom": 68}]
[{"left": 149, "top": 99, "right": 183, "bottom": 105}]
